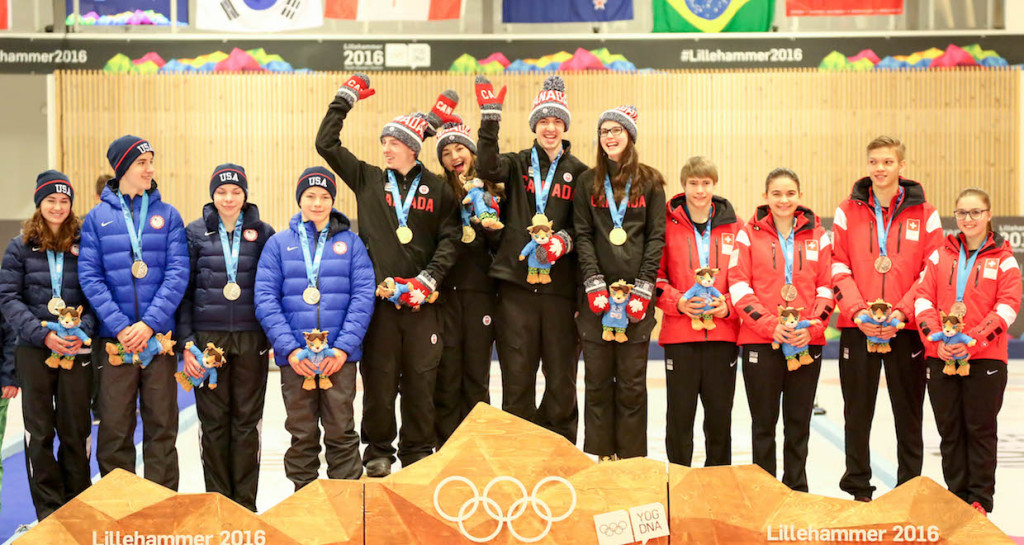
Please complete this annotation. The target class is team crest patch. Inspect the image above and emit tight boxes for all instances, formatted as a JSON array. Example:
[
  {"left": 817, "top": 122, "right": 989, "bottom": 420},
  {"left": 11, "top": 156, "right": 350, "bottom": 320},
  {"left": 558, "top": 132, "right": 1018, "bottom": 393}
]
[
  {"left": 70, "top": 244, "right": 79, "bottom": 256},
  {"left": 430, "top": 333, "right": 438, "bottom": 345},
  {"left": 149, "top": 215, "right": 165, "bottom": 229},
  {"left": 563, "top": 172, "right": 572, "bottom": 182},
  {"left": 333, "top": 241, "right": 348, "bottom": 255},
  {"left": 243, "top": 229, "right": 258, "bottom": 242},
  {"left": 419, "top": 185, "right": 429, "bottom": 195},
  {"left": 482, "top": 315, "right": 491, "bottom": 326}
]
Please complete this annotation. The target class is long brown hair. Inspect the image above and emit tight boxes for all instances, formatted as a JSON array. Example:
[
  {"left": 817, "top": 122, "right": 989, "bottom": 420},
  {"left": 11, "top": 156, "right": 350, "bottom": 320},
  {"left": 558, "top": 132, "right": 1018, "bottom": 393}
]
[
  {"left": 22, "top": 209, "right": 81, "bottom": 252},
  {"left": 592, "top": 137, "right": 664, "bottom": 204}
]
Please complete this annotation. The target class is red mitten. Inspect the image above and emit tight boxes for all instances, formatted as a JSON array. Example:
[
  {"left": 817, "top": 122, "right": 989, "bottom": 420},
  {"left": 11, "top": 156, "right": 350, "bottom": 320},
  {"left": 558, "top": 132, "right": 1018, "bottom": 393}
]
[
  {"left": 396, "top": 272, "right": 438, "bottom": 309},
  {"left": 545, "top": 230, "right": 573, "bottom": 263},
  {"left": 336, "top": 73, "right": 375, "bottom": 105},
  {"left": 585, "top": 275, "right": 609, "bottom": 315},
  {"left": 426, "top": 89, "right": 460, "bottom": 130},
  {"left": 627, "top": 279, "right": 654, "bottom": 323},
  {"left": 475, "top": 75, "right": 506, "bottom": 121}
]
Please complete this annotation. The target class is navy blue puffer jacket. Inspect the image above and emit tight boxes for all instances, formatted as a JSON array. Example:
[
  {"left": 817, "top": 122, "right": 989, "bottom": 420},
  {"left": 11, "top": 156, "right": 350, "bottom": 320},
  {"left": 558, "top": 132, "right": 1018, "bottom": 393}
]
[
  {"left": 176, "top": 203, "right": 275, "bottom": 345},
  {"left": 0, "top": 234, "right": 97, "bottom": 348},
  {"left": 79, "top": 182, "right": 190, "bottom": 338},
  {"left": 255, "top": 210, "right": 375, "bottom": 367}
]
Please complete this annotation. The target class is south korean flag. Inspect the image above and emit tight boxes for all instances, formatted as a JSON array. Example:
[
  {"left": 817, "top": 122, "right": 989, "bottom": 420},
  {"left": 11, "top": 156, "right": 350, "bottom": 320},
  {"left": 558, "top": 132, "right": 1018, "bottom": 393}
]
[{"left": 198, "top": 0, "right": 324, "bottom": 32}]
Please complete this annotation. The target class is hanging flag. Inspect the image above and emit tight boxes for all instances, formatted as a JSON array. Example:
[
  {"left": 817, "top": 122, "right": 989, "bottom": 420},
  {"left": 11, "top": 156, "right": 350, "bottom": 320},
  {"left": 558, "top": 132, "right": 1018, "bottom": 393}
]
[
  {"left": 197, "top": 0, "right": 323, "bottom": 32},
  {"left": 787, "top": 0, "right": 901, "bottom": 16},
  {"left": 652, "top": 0, "right": 774, "bottom": 33},
  {"left": 0, "top": 0, "right": 10, "bottom": 30},
  {"left": 502, "top": 0, "right": 633, "bottom": 23},
  {"left": 325, "top": 0, "right": 462, "bottom": 20}
]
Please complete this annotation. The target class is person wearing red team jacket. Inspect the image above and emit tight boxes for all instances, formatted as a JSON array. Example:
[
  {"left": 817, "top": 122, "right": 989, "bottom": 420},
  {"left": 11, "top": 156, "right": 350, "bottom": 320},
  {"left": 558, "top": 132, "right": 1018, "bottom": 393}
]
[
  {"left": 729, "top": 168, "right": 833, "bottom": 492},
  {"left": 655, "top": 156, "right": 741, "bottom": 467},
  {"left": 831, "top": 137, "right": 943, "bottom": 501},
  {"left": 914, "top": 188, "right": 1021, "bottom": 516}
]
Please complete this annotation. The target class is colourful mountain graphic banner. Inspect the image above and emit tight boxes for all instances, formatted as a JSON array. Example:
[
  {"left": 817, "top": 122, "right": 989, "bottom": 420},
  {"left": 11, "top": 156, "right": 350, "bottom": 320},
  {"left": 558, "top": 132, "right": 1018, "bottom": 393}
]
[
  {"left": 652, "top": 0, "right": 774, "bottom": 33},
  {"left": 787, "top": 0, "right": 902, "bottom": 16}
]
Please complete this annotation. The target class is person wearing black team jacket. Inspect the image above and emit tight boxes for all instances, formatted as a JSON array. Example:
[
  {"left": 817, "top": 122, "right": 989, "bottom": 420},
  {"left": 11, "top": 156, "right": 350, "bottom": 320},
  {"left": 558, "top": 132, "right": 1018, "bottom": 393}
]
[
  {"left": 0, "top": 171, "right": 96, "bottom": 520},
  {"left": 474, "top": 75, "right": 588, "bottom": 443},
  {"left": 175, "top": 164, "right": 275, "bottom": 511},
  {"left": 575, "top": 106, "right": 665, "bottom": 460},
  {"left": 433, "top": 118, "right": 501, "bottom": 447},
  {"left": 316, "top": 74, "right": 461, "bottom": 477}
]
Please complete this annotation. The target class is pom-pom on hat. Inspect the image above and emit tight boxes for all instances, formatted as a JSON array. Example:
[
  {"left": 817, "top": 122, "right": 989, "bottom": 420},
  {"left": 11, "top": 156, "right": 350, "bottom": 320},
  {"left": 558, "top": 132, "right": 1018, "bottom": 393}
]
[{"left": 529, "top": 75, "right": 571, "bottom": 133}]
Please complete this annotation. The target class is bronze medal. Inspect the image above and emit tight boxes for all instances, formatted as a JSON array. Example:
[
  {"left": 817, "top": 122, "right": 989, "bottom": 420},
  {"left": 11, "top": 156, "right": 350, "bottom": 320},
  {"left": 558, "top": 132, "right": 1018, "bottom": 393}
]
[
  {"left": 223, "top": 282, "right": 241, "bottom": 301},
  {"left": 461, "top": 225, "right": 476, "bottom": 244},
  {"left": 780, "top": 284, "right": 798, "bottom": 302},
  {"left": 47, "top": 297, "right": 66, "bottom": 315},
  {"left": 609, "top": 227, "right": 627, "bottom": 246},
  {"left": 950, "top": 302, "right": 968, "bottom": 318},
  {"left": 874, "top": 256, "right": 892, "bottom": 274},
  {"left": 131, "top": 260, "right": 148, "bottom": 279},
  {"left": 396, "top": 226, "right": 413, "bottom": 245},
  {"left": 303, "top": 286, "right": 321, "bottom": 305}
]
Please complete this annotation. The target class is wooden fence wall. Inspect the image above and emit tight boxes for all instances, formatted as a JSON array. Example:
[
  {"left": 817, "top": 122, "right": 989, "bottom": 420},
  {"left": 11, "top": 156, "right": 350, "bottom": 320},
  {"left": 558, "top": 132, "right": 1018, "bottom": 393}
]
[{"left": 55, "top": 69, "right": 1019, "bottom": 229}]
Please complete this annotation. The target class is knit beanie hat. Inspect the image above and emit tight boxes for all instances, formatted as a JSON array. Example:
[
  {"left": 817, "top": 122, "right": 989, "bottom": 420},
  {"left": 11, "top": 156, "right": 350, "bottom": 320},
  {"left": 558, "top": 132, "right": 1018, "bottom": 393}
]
[
  {"left": 598, "top": 105, "right": 639, "bottom": 142},
  {"left": 381, "top": 112, "right": 432, "bottom": 156},
  {"left": 295, "top": 166, "right": 337, "bottom": 205},
  {"left": 106, "top": 135, "right": 154, "bottom": 181},
  {"left": 34, "top": 170, "right": 74, "bottom": 207},
  {"left": 529, "top": 75, "right": 571, "bottom": 132},
  {"left": 435, "top": 116, "right": 477, "bottom": 165},
  {"left": 209, "top": 163, "right": 249, "bottom": 199}
]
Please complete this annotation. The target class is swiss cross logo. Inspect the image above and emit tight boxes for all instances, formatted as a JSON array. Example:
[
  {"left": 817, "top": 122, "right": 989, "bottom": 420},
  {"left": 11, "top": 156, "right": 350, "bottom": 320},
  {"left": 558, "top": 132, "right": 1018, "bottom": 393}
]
[
  {"left": 985, "top": 258, "right": 999, "bottom": 271},
  {"left": 243, "top": 229, "right": 258, "bottom": 242},
  {"left": 722, "top": 233, "right": 734, "bottom": 245},
  {"left": 150, "top": 215, "right": 165, "bottom": 230},
  {"left": 907, "top": 219, "right": 920, "bottom": 231},
  {"left": 806, "top": 240, "right": 818, "bottom": 252},
  {"left": 333, "top": 241, "right": 348, "bottom": 255}
]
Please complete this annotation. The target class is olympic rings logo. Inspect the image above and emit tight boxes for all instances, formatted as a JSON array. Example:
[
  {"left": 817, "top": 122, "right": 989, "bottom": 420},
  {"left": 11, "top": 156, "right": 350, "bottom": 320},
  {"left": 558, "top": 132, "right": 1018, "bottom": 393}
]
[
  {"left": 599, "top": 520, "right": 629, "bottom": 536},
  {"left": 433, "top": 475, "right": 577, "bottom": 543}
]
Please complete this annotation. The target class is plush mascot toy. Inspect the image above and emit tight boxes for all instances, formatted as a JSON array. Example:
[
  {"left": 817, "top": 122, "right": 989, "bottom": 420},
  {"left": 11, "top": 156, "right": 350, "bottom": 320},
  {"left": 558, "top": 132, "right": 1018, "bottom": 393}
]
[
  {"left": 375, "top": 276, "right": 438, "bottom": 311},
  {"left": 681, "top": 267, "right": 726, "bottom": 331},
  {"left": 519, "top": 217, "right": 555, "bottom": 284},
  {"left": 462, "top": 176, "right": 503, "bottom": 230},
  {"left": 601, "top": 280, "right": 633, "bottom": 343},
  {"left": 853, "top": 299, "right": 904, "bottom": 353},
  {"left": 928, "top": 311, "right": 977, "bottom": 376},
  {"left": 295, "top": 329, "right": 337, "bottom": 390},
  {"left": 175, "top": 341, "right": 227, "bottom": 392},
  {"left": 40, "top": 305, "right": 92, "bottom": 369},
  {"left": 105, "top": 331, "right": 175, "bottom": 369},
  {"left": 772, "top": 306, "right": 821, "bottom": 371},
  {"left": 376, "top": 277, "right": 410, "bottom": 309}
]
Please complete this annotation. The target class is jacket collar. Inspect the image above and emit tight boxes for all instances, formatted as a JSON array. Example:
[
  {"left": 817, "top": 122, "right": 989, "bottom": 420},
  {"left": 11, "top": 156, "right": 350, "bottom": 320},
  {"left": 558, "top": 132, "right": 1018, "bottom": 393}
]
[
  {"left": 850, "top": 176, "right": 926, "bottom": 215},
  {"left": 289, "top": 209, "right": 351, "bottom": 239},
  {"left": 202, "top": 202, "right": 262, "bottom": 232},
  {"left": 751, "top": 204, "right": 818, "bottom": 235},
  {"left": 944, "top": 231, "right": 1008, "bottom": 257},
  {"left": 668, "top": 193, "right": 738, "bottom": 230},
  {"left": 101, "top": 180, "right": 162, "bottom": 208},
  {"left": 529, "top": 140, "right": 573, "bottom": 171}
]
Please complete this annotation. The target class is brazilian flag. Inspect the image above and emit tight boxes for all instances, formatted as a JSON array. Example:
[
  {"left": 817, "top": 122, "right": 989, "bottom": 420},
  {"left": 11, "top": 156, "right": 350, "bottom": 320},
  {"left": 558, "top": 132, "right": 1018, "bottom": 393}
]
[{"left": 652, "top": 0, "right": 775, "bottom": 33}]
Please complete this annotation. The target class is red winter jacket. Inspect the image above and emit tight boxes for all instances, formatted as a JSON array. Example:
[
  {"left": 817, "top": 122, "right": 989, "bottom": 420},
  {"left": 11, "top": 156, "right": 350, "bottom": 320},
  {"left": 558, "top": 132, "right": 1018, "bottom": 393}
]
[
  {"left": 729, "top": 205, "right": 834, "bottom": 346},
  {"left": 832, "top": 177, "right": 942, "bottom": 330},
  {"left": 656, "top": 194, "right": 741, "bottom": 345},
  {"left": 913, "top": 233, "right": 1021, "bottom": 362}
]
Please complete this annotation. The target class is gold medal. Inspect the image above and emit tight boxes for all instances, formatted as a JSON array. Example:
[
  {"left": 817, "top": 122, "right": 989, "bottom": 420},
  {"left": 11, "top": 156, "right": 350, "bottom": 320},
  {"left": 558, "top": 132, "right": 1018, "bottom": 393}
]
[
  {"left": 531, "top": 213, "right": 549, "bottom": 225},
  {"left": 223, "top": 282, "right": 241, "bottom": 301},
  {"left": 462, "top": 225, "right": 476, "bottom": 244},
  {"left": 131, "top": 260, "right": 148, "bottom": 279},
  {"left": 47, "top": 297, "right": 66, "bottom": 315},
  {"left": 609, "top": 227, "right": 627, "bottom": 246},
  {"left": 303, "top": 286, "right": 321, "bottom": 305},
  {"left": 874, "top": 256, "right": 892, "bottom": 274},
  {"left": 780, "top": 284, "right": 798, "bottom": 302},
  {"left": 396, "top": 226, "right": 413, "bottom": 245},
  {"left": 950, "top": 302, "right": 968, "bottom": 318}
]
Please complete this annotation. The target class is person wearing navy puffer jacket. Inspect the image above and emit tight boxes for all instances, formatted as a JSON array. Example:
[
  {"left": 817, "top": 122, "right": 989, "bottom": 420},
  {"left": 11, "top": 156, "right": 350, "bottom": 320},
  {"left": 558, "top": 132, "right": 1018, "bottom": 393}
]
[
  {"left": 0, "top": 170, "right": 95, "bottom": 519},
  {"left": 175, "top": 164, "right": 275, "bottom": 511},
  {"left": 78, "top": 136, "right": 189, "bottom": 490},
  {"left": 255, "top": 167, "right": 376, "bottom": 489}
]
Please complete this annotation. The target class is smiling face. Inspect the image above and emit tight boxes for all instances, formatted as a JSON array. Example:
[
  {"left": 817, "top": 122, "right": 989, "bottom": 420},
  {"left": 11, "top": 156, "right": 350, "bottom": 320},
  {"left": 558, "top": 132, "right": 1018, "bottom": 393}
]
[
  {"left": 39, "top": 193, "right": 71, "bottom": 229},
  {"left": 300, "top": 186, "right": 333, "bottom": 226},
  {"left": 441, "top": 142, "right": 474, "bottom": 176},
  {"left": 764, "top": 175, "right": 802, "bottom": 222},
  {"left": 954, "top": 194, "right": 991, "bottom": 242},
  {"left": 684, "top": 176, "right": 716, "bottom": 212},
  {"left": 599, "top": 120, "right": 629, "bottom": 162},
  {"left": 867, "top": 146, "right": 905, "bottom": 192},
  {"left": 534, "top": 117, "right": 565, "bottom": 153},
  {"left": 213, "top": 184, "right": 245, "bottom": 218},
  {"left": 121, "top": 152, "right": 155, "bottom": 194},
  {"left": 381, "top": 136, "right": 417, "bottom": 172}
]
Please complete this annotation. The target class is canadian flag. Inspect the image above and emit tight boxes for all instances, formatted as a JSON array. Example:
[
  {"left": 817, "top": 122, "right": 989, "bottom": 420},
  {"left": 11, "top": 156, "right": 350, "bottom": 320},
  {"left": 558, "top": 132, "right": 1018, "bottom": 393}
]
[
  {"left": 325, "top": 0, "right": 463, "bottom": 21},
  {"left": 198, "top": 0, "right": 324, "bottom": 32},
  {"left": 0, "top": 0, "right": 11, "bottom": 31}
]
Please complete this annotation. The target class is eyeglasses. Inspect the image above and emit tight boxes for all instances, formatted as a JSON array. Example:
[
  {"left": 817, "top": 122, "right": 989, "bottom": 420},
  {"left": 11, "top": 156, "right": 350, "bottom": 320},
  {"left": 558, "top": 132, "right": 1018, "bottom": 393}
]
[
  {"left": 953, "top": 208, "right": 990, "bottom": 220},
  {"left": 598, "top": 126, "right": 625, "bottom": 138}
]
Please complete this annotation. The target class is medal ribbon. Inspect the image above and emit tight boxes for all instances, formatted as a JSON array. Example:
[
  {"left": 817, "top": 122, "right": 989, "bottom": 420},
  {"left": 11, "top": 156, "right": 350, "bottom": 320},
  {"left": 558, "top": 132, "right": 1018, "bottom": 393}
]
[
  {"left": 530, "top": 148, "right": 563, "bottom": 217},
  {"left": 118, "top": 190, "right": 150, "bottom": 263},
  {"left": 777, "top": 220, "right": 795, "bottom": 286},
  {"left": 955, "top": 243, "right": 982, "bottom": 304},
  {"left": 299, "top": 221, "right": 330, "bottom": 289},
  {"left": 46, "top": 249, "right": 64, "bottom": 301},
  {"left": 386, "top": 167, "right": 422, "bottom": 230},
  {"left": 686, "top": 203, "right": 715, "bottom": 268},
  {"left": 218, "top": 212, "right": 244, "bottom": 285},
  {"left": 871, "top": 187, "right": 904, "bottom": 259},
  {"left": 603, "top": 174, "right": 632, "bottom": 233}
]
